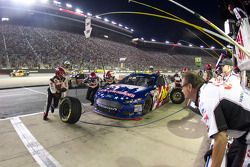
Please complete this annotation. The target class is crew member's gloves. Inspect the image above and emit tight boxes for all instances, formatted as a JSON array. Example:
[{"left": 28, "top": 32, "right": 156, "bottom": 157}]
[{"left": 61, "top": 88, "right": 67, "bottom": 92}]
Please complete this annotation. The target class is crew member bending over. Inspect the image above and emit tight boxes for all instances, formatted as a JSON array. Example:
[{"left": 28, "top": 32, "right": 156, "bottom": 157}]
[{"left": 43, "top": 67, "right": 68, "bottom": 120}]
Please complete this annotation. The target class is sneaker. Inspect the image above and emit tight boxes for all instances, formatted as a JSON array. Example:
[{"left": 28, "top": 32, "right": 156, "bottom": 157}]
[
  {"left": 43, "top": 113, "right": 48, "bottom": 121},
  {"left": 43, "top": 115, "right": 48, "bottom": 121},
  {"left": 51, "top": 106, "right": 54, "bottom": 113}
]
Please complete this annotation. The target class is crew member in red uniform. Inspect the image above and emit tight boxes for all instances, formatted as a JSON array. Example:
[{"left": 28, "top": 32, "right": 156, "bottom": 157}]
[
  {"left": 203, "top": 64, "right": 213, "bottom": 82},
  {"left": 43, "top": 67, "right": 68, "bottom": 120},
  {"left": 173, "top": 72, "right": 182, "bottom": 87},
  {"left": 85, "top": 72, "right": 100, "bottom": 105}
]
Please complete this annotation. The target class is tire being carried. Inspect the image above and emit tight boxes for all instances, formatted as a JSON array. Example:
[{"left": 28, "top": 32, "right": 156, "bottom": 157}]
[
  {"left": 59, "top": 96, "right": 82, "bottom": 124},
  {"left": 170, "top": 87, "right": 185, "bottom": 104}
]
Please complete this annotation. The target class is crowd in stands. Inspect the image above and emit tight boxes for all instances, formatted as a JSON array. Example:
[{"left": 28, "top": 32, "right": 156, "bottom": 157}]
[{"left": 0, "top": 23, "right": 217, "bottom": 71}]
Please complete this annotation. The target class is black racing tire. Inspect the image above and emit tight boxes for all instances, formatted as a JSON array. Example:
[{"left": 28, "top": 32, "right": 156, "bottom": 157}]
[
  {"left": 59, "top": 96, "right": 82, "bottom": 124},
  {"left": 170, "top": 87, "right": 185, "bottom": 104},
  {"left": 142, "top": 96, "right": 153, "bottom": 115}
]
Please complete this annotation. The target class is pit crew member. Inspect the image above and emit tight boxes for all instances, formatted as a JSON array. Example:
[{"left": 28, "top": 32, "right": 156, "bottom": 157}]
[
  {"left": 182, "top": 72, "right": 250, "bottom": 167},
  {"left": 84, "top": 72, "right": 100, "bottom": 105},
  {"left": 43, "top": 67, "right": 68, "bottom": 120},
  {"left": 104, "top": 70, "right": 116, "bottom": 86}
]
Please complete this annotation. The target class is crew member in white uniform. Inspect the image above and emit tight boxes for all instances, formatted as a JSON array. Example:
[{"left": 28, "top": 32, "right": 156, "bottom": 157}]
[
  {"left": 220, "top": 58, "right": 241, "bottom": 87},
  {"left": 182, "top": 72, "right": 250, "bottom": 167}
]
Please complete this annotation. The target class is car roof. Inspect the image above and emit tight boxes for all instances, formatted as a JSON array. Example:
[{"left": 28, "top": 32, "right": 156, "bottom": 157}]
[{"left": 128, "top": 72, "right": 159, "bottom": 77}]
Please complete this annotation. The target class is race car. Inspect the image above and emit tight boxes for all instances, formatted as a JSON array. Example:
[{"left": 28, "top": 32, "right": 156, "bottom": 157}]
[
  {"left": 94, "top": 72, "right": 185, "bottom": 119},
  {"left": 68, "top": 73, "right": 88, "bottom": 88},
  {"left": 9, "top": 70, "right": 29, "bottom": 77}
]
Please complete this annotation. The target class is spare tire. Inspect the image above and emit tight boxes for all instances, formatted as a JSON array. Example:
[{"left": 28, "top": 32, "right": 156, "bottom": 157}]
[
  {"left": 59, "top": 96, "right": 82, "bottom": 124},
  {"left": 170, "top": 87, "right": 185, "bottom": 104}
]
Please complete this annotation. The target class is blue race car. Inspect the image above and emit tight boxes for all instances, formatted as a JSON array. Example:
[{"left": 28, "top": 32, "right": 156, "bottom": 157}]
[{"left": 94, "top": 72, "right": 184, "bottom": 120}]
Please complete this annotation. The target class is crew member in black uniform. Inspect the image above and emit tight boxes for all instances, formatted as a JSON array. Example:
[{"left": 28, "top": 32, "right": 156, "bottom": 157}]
[
  {"left": 44, "top": 67, "right": 68, "bottom": 120},
  {"left": 182, "top": 72, "right": 250, "bottom": 167}
]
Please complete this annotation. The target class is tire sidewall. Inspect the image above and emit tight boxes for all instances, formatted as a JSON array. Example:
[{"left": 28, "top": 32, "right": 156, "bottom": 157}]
[
  {"left": 142, "top": 96, "right": 153, "bottom": 115},
  {"left": 59, "top": 97, "right": 72, "bottom": 122},
  {"left": 170, "top": 88, "right": 185, "bottom": 104}
]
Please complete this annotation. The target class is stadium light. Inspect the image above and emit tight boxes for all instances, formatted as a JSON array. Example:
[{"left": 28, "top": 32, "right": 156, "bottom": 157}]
[
  {"left": 151, "top": 39, "right": 156, "bottom": 42},
  {"left": 130, "top": 29, "right": 134, "bottom": 32},
  {"left": 1, "top": 17, "right": 9, "bottom": 22},
  {"left": 141, "top": 37, "right": 144, "bottom": 40},
  {"left": 104, "top": 35, "right": 109, "bottom": 38},
  {"left": 40, "top": 0, "right": 49, "bottom": 3},
  {"left": 189, "top": 44, "right": 193, "bottom": 47},
  {"left": 210, "top": 46, "right": 215, "bottom": 49},
  {"left": 87, "top": 13, "right": 92, "bottom": 16},
  {"left": 12, "top": 0, "right": 36, "bottom": 5},
  {"left": 40, "top": 0, "right": 49, "bottom": 4},
  {"left": 66, "top": 3, "right": 72, "bottom": 8},
  {"left": 75, "top": 8, "right": 83, "bottom": 14},
  {"left": 111, "top": 21, "right": 117, "bottom": 25},
  {"left": 118, "top": 24, "right": 123, "bottom": 27},
  {"left": 200, "top": 45, "right": 204, "bottom": 48},
  {"left": 95, "top": 15, "right": 102, "bottom": 19},
  {"left": 222, "top": 47, "right": 226, "bottom": 50},
  {"left": 53, "top": 0, "right": 61, "bottom": 5},
  {"left": 124, "top": 26, "right": 129, "bottom": 30},
  {"left": 104, "top": 18, "right": 109, "bottom": 22},
  {"left": 165, "top": 40, "right": 169, "bottom": 44},
  {"left": 227, "top": 44, "right": 234, "bottom": 49},
  {"left": 177, "top": 42, "right": 182, "bottom": 45}
]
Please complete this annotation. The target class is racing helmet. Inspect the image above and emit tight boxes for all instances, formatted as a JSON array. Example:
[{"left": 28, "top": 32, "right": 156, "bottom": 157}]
[
  {"left": 204, "top": 64, "right": 212, "bottom": 71},
  {"left": 149, "top": 66, "right": 154, "bottom": 70},
  {"left": 182, "top": 67, "right": 188, "bottom": 73},
  {"left": 63, "top": 61, "right": 71, "bottom": 69},
  {"left": 55, "top": 67, "right": 66, "bottom": 78},
  {"left": 89, "top": 72, "right": 97, "bottom": 79},
  {"left": 106, "top": 71, "right": 114, "bottom": 78}
]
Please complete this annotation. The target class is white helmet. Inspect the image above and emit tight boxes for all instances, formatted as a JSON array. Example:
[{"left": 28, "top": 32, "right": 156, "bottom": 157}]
[{"left": 63, "top": 61, "right": 71, "bottom": 68}]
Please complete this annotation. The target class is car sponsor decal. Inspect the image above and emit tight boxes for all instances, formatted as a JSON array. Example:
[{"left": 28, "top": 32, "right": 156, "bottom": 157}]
[{"left": 99, "top": 89, "right": 135, "bottom": 98}]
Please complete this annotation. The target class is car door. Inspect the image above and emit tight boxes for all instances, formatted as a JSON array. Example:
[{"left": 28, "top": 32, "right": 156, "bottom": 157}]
[{"left": 152, "top": 75, "right": 169, "bottom": 109}]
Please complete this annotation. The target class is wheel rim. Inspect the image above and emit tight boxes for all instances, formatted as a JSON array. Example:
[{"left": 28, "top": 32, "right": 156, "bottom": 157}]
[
  {"left": 61, "top": 103, "right": 70, "bottom": 119},
  {"left": 173, "top": 92, "right": 182, "bottom": 101}
]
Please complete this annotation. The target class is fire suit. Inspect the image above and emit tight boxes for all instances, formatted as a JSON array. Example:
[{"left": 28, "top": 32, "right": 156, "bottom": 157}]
[{"left": 198, "top": 82, "right": 250, "bottom": 166}]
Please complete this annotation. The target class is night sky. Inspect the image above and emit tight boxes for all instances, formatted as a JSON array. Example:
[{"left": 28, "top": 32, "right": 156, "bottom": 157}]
[{"left": 63, "top": 0, "right": 237, "bottom": 48}]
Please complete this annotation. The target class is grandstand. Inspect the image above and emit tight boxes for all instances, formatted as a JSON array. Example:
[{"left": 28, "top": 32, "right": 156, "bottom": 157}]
[{"left": 0, "top": 1, "right": 224, "bottom": 72}]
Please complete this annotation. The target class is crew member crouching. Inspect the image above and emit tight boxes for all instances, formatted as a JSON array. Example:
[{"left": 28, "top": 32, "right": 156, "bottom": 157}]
[{"left": 43, "top": 67, "right": 68, "bottom": 120}]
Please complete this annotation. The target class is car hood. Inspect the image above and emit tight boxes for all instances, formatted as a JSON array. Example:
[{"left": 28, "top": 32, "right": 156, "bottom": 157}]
[{"left": 97, "top": 84, "right": 151, "bottom": 100}]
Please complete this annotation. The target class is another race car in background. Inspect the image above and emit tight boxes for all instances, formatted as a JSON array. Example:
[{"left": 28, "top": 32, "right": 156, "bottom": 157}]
[
  {"left": 9, "top": 70, "right": 30, "bottom": 77},
  {"left": 94, "top": 72, "right": 185, "bottom": 119}
]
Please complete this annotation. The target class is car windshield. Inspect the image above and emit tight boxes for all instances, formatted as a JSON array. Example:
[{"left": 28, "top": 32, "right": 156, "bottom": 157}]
[{"left": 119, "top": 75, "right": 155, "bottom": 87}]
